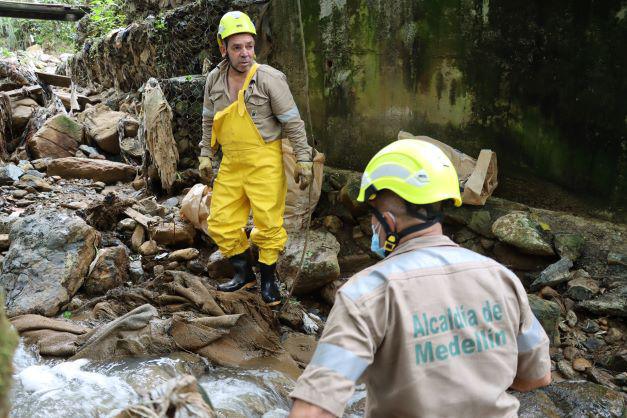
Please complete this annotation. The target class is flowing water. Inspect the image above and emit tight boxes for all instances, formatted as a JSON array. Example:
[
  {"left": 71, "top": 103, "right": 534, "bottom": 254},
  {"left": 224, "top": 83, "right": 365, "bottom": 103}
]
[{"left": 9, "top": 341, "right": 366, "bottom": 417}]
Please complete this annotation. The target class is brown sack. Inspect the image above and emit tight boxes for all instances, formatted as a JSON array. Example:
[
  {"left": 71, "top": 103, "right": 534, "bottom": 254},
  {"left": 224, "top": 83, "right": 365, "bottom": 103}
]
[
  {"left": 398, "top": 132, "right": 498, "bottom": 205},
  {"left": 180, "top": 183, "right": 212, "bottom": 236}
]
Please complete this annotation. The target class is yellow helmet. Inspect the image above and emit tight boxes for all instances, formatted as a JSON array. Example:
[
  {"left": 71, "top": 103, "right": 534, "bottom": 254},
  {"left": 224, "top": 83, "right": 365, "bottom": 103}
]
[
  {"left": 357, "top": 139, "right": 462, "bottom": 207},
  {"left": 217, "top": 11, "right": 257, "bottom": 48}
]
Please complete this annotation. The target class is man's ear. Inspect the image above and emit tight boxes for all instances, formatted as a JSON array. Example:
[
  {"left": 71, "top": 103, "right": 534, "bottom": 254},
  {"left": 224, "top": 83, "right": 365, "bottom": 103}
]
[{"left": 219, "top": 44, "right": 227, "bottom": 58}]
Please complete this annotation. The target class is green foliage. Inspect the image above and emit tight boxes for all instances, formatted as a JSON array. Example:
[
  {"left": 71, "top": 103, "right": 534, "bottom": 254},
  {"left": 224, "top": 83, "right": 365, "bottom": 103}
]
[
  {"left": 86, "top": 0, "right": 126, "bottom": 38},
  {"left": 154, "top": 16, "right": 167, "bottom": 32},
  {"left": 62, "top": 310, "right": 72, "bottom": 319}
]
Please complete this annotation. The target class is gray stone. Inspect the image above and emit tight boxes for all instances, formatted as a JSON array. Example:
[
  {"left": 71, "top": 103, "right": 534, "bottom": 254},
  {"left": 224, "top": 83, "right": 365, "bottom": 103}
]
[
  {"left": 583, "top": 337, "right": 605, "bottom": 351},
  {"left": 47, "top": 157, "right": 137, "bottom": 184},
  {"left": 25, "top": 170, "right": 45, "bottom": 179},
  {"left": 557, "top": 359, "right": 578, "bottom": 379},
  {"left": 467, "top": 210, "right": 494, "bottom": 238},
  {"left": 581, "top": 319, "right": 600, "bottom": 334},
  {"left": 491, "top": 212, "right": 554, "bottom": 256},
  {"left": 83, "top": 246, "right": 130, "bottom": 295},
  {"left": 531, "top": 258, "right": 573, "bottom": 291},
  {"left": 607, "top": 252, "right": 626, "bottom": 266},
  {"left": 554, "top": 233, "right": 585, "bottom": 261},
  {"left": 528, "top": 294, "right": 561, "bottom": 346},
  {"left": 162, "top": 197, "right": 179, "bottom": 209},
  {"left": 566, "top": 270, "right": 600, "bottom": 301},
  {"left": 27, "top": 114, "right": 83, "bottom": 159},
  {"left": 516, "top": 381, "right": 625, "bottom": 418},
  {"left": 278, "top": 229, "right": 341, "bottom": 295},
  {"left": 17, "top": 160, "right": 33, "bottom": 171},
  {"left": 0, "top": 164, "right": 24, "bottom": 185},
  {"left": 129, "top": 259, "right": 144, "bottom": 281},
  {"left": 117, "top": 218, "right": 138, "bottom": 232},
  {"left": 578, "top": 285, "right": 627, "bottom": 317},
  {"left": 0, "top": 212, "right": 21, "bottom": 234},
  {"left": 0, "top": 234, "right": 9, "bottom": 251},
  {"left": 77, "top": 104, "right": 129, "bottom": 154},
  {"left": 79, "top": 144, "right": 101, "bottom": 156},
  {"left": 2, "top": 210, "right": 99, "bottom": 317}
]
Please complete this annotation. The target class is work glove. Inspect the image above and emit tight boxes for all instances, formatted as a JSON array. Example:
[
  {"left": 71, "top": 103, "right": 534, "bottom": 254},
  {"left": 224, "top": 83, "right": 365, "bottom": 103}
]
[
  {"left": 198, "top": 156, "right": 213, "bottom": 184},
  {"left": 294, "top": 161, "right": 314, "bottom": 190}
]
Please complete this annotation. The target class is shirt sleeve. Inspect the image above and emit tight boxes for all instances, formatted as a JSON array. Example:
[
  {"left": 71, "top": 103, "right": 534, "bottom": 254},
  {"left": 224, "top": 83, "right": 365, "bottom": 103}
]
[
  {"left": 200, "top": 72, "right": 216, "bottom": 158},
  {"left": 266, "top": 71, "right": 312, "bottom": 162},
  {"left": 515, "top": 288, "right": 551, "bottom": 381},
  {"left": 290, "top": 291, "right": 379, "bottom": 417}
]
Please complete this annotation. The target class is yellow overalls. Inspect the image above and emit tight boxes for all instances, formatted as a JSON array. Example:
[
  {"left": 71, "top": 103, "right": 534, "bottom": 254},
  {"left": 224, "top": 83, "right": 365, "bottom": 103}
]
[{"left": 207, "top": 64, "right": 288, "bottom": 265}]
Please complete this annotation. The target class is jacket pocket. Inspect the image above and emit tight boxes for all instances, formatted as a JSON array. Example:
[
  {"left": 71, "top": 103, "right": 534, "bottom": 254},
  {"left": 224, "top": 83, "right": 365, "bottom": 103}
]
[{"left": 247, "top": 91, "right": 272, "bottom": 120}]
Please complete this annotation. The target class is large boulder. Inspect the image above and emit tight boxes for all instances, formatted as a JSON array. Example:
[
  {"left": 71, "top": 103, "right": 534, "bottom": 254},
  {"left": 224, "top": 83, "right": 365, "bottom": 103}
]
[
  {"left": 528, "top": 295, "right": 561, "bottom": 346},
  {"left": 78, "top": 104, "right": 137, "bottom": 154},
  {"left": 0, "top": 163, "right": 24, "bottom": 185},
  {"left": 10, "top": 97, "right": 39, "bottom": 133},
  {"left": 2, "top": 210, "right": 99, "bottom": 317},
  {"left": 27, "top": 114, "right": 83, "bottom": 159},
  {"left": 491, "top": 212, "right": 555, "bottom": 256},
  {"left": 82, "top": 246, "right": 130, "bottom": 296},
  {"left": 277, "top": 229, "right": 341, "bottom": 295},
  {"left": 0, "top": 296, "right": 18, "bottom": 418},
  {"left": 578, "top": 285, "right": 627, "bottom": 317},
  {"left": 47, "top": 157, "right": 136, "bottom": 184}
]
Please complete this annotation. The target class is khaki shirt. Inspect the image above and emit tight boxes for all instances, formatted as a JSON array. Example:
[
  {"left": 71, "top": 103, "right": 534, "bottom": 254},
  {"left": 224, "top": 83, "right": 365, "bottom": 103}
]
[
  {"left": 290, "top": 235, "right": 550, "bottom": 417},
  {"left": 200, "top": 60, "right": 312, "bottom": 161}
]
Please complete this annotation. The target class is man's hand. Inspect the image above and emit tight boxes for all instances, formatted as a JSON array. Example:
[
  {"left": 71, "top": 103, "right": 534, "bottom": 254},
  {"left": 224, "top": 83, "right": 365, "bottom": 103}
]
[
  {"left": 294, "top": 161, "right": 314, "bottom": 190},
  {"left": 198, "top": 156, "right": 213, "bottom": 184}
]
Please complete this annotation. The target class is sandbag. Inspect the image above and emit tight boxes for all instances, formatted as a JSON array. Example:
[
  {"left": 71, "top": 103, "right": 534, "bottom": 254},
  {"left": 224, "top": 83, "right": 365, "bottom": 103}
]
[
  {"left": 398, "top": 131, "right": 498, "bottom": 205},
  {"left": 282, "top": 139, "right": 325, "bottom": 231},
  {"left": 179, "top": 183, "right": 211, "bottom": 235}
]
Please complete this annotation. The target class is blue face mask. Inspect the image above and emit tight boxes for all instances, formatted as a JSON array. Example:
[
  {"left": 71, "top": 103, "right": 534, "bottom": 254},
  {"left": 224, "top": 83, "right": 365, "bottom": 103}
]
[{"left": 370, "top": 224, "right": 386, "bottom": 258}]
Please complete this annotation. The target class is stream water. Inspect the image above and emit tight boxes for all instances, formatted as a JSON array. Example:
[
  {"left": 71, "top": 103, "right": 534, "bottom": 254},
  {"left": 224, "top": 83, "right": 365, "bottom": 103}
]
[{"left": 9, "top": 341, "right": 366, "bottom": 417}]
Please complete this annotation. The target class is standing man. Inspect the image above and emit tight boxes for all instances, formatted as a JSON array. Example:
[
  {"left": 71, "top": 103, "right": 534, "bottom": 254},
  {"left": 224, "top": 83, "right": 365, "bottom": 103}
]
[
  {"left": 200, "top": 11, "right": 313, "bottom": 306},
  {"left": 289, "top": 140, "right": 551, "bottom": 417}
]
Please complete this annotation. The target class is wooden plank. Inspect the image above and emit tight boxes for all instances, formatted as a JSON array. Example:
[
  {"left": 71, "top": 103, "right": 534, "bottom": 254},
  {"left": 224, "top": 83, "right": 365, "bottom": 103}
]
[
  {"left": 124, "top": 207, "right": 156, "bottom": 230},
  {"left": 0, "top": 1, "right": 88, "bottom": 21},
  {"left": 5, "top": 85, "right": 43, "bottom": 99},
  {"left": 35, "top": 71, "right": 71, "bottom": 88}
]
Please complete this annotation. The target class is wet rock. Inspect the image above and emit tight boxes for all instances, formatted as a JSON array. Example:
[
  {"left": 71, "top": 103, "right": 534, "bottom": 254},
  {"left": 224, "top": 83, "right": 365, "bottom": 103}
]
[
  {"left": 528, "top": 294, "right": 561, "bottom": 345},
  {"left": 491, "top": 212, "right": 554, "bottom": 256},
  {"left": 587, "top": 368, "right": 619, "bottom": 390},
  {"left": 578, "top": 285, "right": 627, "bottom": 317},
  {"left": 11, "top": 97, "right": 38, "bottom": 132},
  {"left": 322, "top": 215, "right": 343, "bottom": 234},
  {"left": 605, "top": 328, "right": 623, "bottom": 344},
  {"left": 554, "top": 233, "right": 585, "bottom": 261},
  {"left": 566, "top": 270, "right": 599, "bottom": 301},
  {"left": 583, "top": 336, "right": 605, "bottom": 351},
  {"left": 467, "top": 210, "right": 494, "bottom": 238},
  {"left": 131, "top": 224, "right": 145, "bottom": 252},
  {"left": 151, "top": 216, "right": 195, "bottom": 246},
  {"left": 531, "top": 258, "right": 573, "bottom": 290},
  {"left": 186, "top": 259, "right": 206, "bottom": 275},
  {"left": 339, "top": 174, "right": 368, "bottom": 218},
  {"left": 2, "top": 210, "right": 99, "bottom": 317},
  {"left": 283, "top": 332, "right": 317, "bottom": 365},
  {"left": 0, "top": 163, "right": 24, "bottom": 185},
  {"left": 47, "top": 157, "right": 136, "bottom": 184},
  {"left": 117, "top": 218, "right": 137, "bottom": 231},
  {"left": 607, "top": 252, "right": 627, "bottom": 266},
  {"left": 0, "top": 234, "right": 9, "bottom": 251},
  {"left": 278, "top": 229, "right": 341, "bottom": 295},
  {"left": 27, "top": 114, "right": 83, "bottom": 159},
  {"left": 492, "top": 242, "right": 549, "bottom": 271},
  {"left": 139, "top": 240, "right": 158, "bottom": 256},
  {"left": 557, "top": 359, "right": 578, "bottom": 379},
  {"left": 516, "top": 381, "right": 625, "bottom": 417},
  {"left": 78, "top": 104, "right": 132, "bottom": 154},
  {"left": 565, "top": 310, "right": 577, "bottom": 327},
  {"left": 129, "top": 258, "right": 144, "bottom": 281},
  {"left": 83, "top": 246, "right": 130, "bottom": 295},
  {"left": 206, "top": 250, "right": 232, "bottom": 279},
  {"left": 573, "top": 357, "right": 592, "bottom": 372},
  {"left": 168, "top": 248, "right": 199, "bottom": 261}
]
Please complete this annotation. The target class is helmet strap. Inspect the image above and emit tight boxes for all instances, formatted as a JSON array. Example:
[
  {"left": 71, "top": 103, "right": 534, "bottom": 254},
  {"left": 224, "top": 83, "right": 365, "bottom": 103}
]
[{"left": 371, "top": 206, "right": 442, "bottom": 256}]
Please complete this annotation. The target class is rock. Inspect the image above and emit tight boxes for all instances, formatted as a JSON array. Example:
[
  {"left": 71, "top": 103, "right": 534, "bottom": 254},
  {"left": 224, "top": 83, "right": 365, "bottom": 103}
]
[
  {"left": 322, "top": 215, "right": 343, "bottom": 234},
  {"left": 605, "top": 351, "right": 627, "bottom": 373},
  {"left": 516, "top": 381, "right": 625, "bottom": 417},
  {"left": 131, "top": 224, "right": 145, "bottom": 252},
  {"left": 563, "top": 346, "right": 578, "bottom": 361},
  {"left": 153, "top": 264, "right": 165, "bottom": 277},
  {"left": 587, "top": 368, "right": 619, "bottom": 390},
  {"left": 133, "top": 197, "right": 166, "bottom": 217},
  {"left": 277, "top": 229, "right": 341, "bottom": 295},
  {"left": 338, "top": 253, "right": 375, "bottom": 276},
  {"left": 129, "top": 259, "right": 144, "bottom": 281},
  {"left": 573, "top": 357, "right": 592, "bottom": 372},
  {"left": 27, "top": 114, "right": 83, "bottom": 159},
  {"left": 491, "top": 212, "right": 554, "bottom": 256},
  {"left": 10, "top": 97, "right": 38, "bottom": 132},
  {"left": 162, "top": 197, "right": 179, "bottom": 209},
  {"left": 278, "top": 301, "right": 303, "bottom": 329},
  {"left": 78, "top": 104, "right": 130, "bottom": 154},
  {"left": 47, "top": 157, "right": 136, "bottom": 184},
  {"left": 17, "top": 160, "right": 33, "bottom": 171},
  {"left": 151, "top": 216, "right": 195, "bottom": 246},
  {"left": 283, "top": 333, "right": 317, "bottom": 365},
  {"left": 132, "top": 177, "right": 146, "bottom": 190},
  {"left": 139, "top": 240, "right": 158, "bottom": 256},
  {"left": 583, "top": 337, "right": 605, "bottom": 351},
  {"left": 14, "top": 174, "right": 53, "bottom": 192},
  {"left": 557, "top": 359, "right": 578, "bottom": 379},
  {"left": 166, "top": 261, "right": 179, "bottom": 269},
  {"left": 530, "top": 257, "right": 573, "bottom": 291},
  {"left": 0, "top": 164, "right": 24, "bottom": 185},
  {"left": 614, "top": 372, "right": 627, "bottom": 386},
  {"left": 0, "top": 234, "right": 9, "bottom": 251},
  {"left": 578, "top": 285, "right": 627, "bottom": 317},
  {"left": 83, "top": 246, "right": 130, "bottom": 295},
  {"left": 206, "top": 250, "right": 233, "bottom": 279},
  {"left": 554, "top": 233, "right": 585, "bottom": 261},
  {"left": 607, "top": 252, "right": 627, "bottom": 266},
  {"left": 565, "top": 310, "right": 577, "bottom": 327},
  {"left": 91, "top": 181, "right": 106, "bottom": 191},
  {"left": 0, "top": 212, "right": 21, "bottom": 234},
  {"left": 605, "top": 328, "right": 623, "bottom": 344},
  {"left": 339, "top": 175, "right": 368, "bottom": 218},
  {"left": 566, "top": 270, "right": 600, "bottom": 301},
  {"left": 492, "top": 242, "right": 550, "bottom": 271},
  {"left": 581, "top": 319, "right": 600, "bottom": 334},
  {"left": 528, "top": 294, "right": 561, "bottom": 346},
  {"left": 11, "top": 190, "right": 27, "bottom": 198},
  {"left": 467, "top": 210, "right": 494, "bottom": 238},
  {"left": 120, "top": 136, "right": 144, "bottom": 158},
  {"left": 320, "top": 279, "right": 344, "bottom": 305},
  {"left": 186, "top": 259, "right": 207, "bottom": 275},
  {"left": 168, "top": 248, "right": 199, "bottom": 261},
  {"left": 117, "top": 218, "right": 137, "bottom": 231},
  {"left": 2, "top": 210, "right": 99, "bottom": 317}
]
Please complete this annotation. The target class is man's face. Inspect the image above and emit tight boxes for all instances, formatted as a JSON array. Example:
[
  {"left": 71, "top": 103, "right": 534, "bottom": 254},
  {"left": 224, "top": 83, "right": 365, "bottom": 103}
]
[{"left": 221, "top": 33, "right": 255, "bottom": 73}]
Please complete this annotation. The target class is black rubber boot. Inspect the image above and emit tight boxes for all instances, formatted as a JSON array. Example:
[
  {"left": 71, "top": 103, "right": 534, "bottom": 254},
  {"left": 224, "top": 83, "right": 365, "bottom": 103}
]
[
  {"left": 259, "top": 262, "right": 281, "bottom": 306},
  {"left": 217, "top": 251, "right": 256, "bottom": 292}
]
